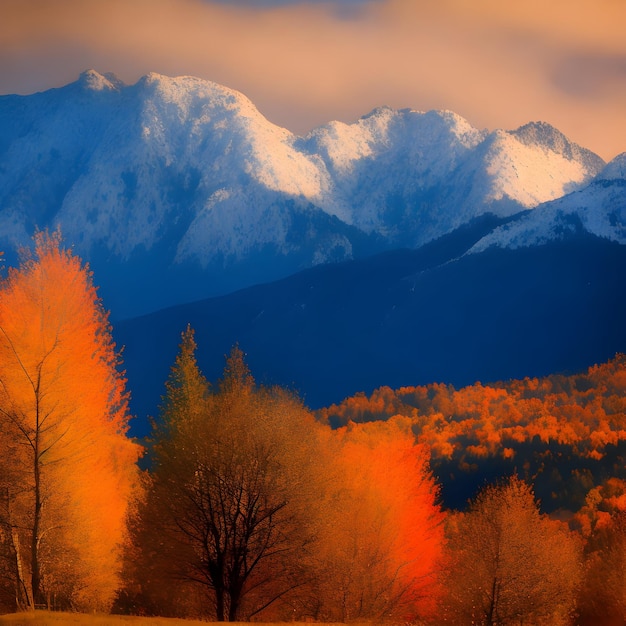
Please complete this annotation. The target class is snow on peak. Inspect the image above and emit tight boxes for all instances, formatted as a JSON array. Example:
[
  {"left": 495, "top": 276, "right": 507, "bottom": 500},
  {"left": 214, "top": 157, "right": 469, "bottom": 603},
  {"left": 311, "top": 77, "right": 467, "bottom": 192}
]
[
  {"left": 511, "top": 121, "right": 605, "bottom": 172},
  {"left": 78, "top": 70, "right": 123, "bottom": 92},
  {"left": 307, "top": 108, "right": 482, "bottom": 162},
  {"left": 138, "top": 72, "right": 251, "bottom": 108},
  {"left": 513, "top": 121, "right": 572, "bottom": 152},
  {"left": 353, "top": 107, "right": 482, "bottom": 150},
  {"left": 0, "top": 70, "right": 618, "bottom": 307},
  {"left": 130, "top": 72, "right": 325, "bottom": 199},
  {"left": 134, "top": 72, "right": 264, "bottom": 130},
  {"left": 469, "top": 176, "right": 626, "bottom": 254},
  {"left": 597, "top": 153, "right": 626, "bottom": 181},
  {"left": 472, "top": 123, "right": 605, "bottom": 211}
]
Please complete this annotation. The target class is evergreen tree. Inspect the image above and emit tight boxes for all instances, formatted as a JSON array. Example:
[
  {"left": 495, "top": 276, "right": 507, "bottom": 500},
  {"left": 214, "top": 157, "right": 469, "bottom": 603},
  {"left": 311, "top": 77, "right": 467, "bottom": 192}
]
[{"left": 158, "top": 324, "right": 209, "bottom": 432}]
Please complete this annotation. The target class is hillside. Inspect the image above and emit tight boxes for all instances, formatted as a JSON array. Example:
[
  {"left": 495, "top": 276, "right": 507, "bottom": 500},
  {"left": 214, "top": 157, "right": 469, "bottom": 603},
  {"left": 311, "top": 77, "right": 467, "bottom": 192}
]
[
  {"left": 116, "top": 229, "right": 626, "bottom": 431},
  {"left": 318, "top": 354, "right": 626, "bottom": 513}
]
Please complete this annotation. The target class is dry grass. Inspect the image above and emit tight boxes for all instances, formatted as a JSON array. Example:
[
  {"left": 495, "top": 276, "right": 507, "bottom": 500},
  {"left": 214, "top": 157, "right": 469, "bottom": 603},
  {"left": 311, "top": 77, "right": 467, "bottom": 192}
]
[
  {"left": 0, "top": 613, "right": 341, "bottom": 626},
  {"left": 0, "top": 612, "right": 194, "bottom": 625},
  {"left": 0, "top": 612, "right": 298, "bottom": 626}
]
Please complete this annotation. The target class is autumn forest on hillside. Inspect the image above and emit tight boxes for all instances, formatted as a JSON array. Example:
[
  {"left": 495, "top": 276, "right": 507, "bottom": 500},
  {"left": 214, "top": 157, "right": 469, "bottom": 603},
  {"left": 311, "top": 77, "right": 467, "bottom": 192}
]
[{"left": 2, "top": 233, "right": 626, "bottom": 625}]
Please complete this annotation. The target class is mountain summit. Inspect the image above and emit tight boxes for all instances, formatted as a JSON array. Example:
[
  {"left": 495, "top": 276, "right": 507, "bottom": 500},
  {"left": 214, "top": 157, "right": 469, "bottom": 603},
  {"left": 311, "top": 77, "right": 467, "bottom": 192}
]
[{"left": 0, "top": 71, "right": 611, "bottom": 316}]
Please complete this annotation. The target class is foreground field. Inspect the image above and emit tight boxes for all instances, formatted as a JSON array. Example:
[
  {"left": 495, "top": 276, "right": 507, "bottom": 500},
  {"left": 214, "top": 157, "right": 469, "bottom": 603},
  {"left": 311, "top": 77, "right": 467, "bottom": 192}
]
[
  {"left": 0, "top": 613, "right": 316, "bottom": 626},
  {"left": 0, "top": 613, "right": 195, "bottom": 625}
]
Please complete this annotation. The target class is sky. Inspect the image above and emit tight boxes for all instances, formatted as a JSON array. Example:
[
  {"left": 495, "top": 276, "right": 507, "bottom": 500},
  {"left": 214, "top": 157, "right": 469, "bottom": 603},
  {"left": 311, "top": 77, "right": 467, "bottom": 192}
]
[{"left": 1, "top": 0, "right": 625, "bottom": 161}]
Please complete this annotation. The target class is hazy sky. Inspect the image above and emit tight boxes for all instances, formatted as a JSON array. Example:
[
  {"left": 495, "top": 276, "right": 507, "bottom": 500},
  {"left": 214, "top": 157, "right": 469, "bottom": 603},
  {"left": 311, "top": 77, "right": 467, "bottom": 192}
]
[{"left": 2, "top": 0, "right": 625, "bottom": 161}]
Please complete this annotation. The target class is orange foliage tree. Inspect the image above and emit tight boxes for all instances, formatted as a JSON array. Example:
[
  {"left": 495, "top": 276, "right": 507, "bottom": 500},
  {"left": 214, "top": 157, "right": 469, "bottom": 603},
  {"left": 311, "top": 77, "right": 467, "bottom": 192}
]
[
  {"left": 572, "top": 479, "right": 626, "bottom": 624},
  {"left": 441, "top": 476, "right": 581, "bottom": 625},
  {"left": 131, "top": 333, "right": 445, "bottom": 622},
  {"left": 577, "top": 510, "right": 626, "bottom": 625},
  {"left": 319, "top": 355, "right": 626, "bottom": 461},
  {"left": 0, "top": 232, "right": 141, "bottom": 611},
  {"left": 309, "top": 417, "right": 445, "bottom": 622}
]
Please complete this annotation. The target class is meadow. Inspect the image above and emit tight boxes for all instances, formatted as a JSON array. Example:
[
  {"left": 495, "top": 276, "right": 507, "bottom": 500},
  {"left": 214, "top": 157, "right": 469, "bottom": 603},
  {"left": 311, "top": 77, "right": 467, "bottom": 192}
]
[{"left": 0, "top": 613, "right": 325, "bottom": 626}]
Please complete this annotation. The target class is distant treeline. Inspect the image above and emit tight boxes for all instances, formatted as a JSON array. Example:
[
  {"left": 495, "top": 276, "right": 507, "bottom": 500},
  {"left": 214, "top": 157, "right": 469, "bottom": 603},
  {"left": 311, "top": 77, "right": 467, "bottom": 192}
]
[{"left": 318, "top": 354, "right": 626, "bottom": 512}]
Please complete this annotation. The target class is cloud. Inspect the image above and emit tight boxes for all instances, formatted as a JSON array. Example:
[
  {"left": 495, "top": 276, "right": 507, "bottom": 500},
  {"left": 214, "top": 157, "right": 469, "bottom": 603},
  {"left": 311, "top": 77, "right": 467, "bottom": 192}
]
[
  {"left": 552, "top": 53, "right": 626, "bottom": 99},
  {"left": 210, "top": 0, "right": 377, "bottom": 5},
  {"left": 1, "top": 0, "right": 625, "bottom": 160}
]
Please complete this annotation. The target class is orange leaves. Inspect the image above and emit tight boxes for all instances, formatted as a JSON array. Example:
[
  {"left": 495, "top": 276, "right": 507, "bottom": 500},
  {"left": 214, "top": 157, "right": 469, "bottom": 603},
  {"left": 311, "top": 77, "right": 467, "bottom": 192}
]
[
  {"left": 0, "top": 231, "right": 141, "bottom": 611},
  {"left": 442, "top": 477, "right": 582, "bottom": 625},
  {"left": 133, "top": 332, "right": 447, "bottom": 622},
  {"left": 316, "top": 356, "right": 626, "bottom": 515},
  {"left": 320, "top": 354, "right": 626, "bottom": 463},
  {"left": 0, "top": 232, "right": 128, "bottom": 439},
  {"left": 313, "top": 419, "right": 445, "bottom": 621}
]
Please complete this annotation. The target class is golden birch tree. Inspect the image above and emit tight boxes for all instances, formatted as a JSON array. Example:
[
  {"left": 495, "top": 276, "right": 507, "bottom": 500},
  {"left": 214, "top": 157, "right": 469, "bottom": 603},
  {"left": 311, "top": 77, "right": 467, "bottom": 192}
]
[
  {"left": 441, "top": 476, "right": 582, "bottom": 625},
  {"left": 0, "top": 232, "right": 141, "bottom": 611}
]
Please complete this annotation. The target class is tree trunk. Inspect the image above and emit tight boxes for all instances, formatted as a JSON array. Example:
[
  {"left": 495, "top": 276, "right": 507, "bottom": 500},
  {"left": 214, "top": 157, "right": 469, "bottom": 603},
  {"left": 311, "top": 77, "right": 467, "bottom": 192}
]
[
  {"left": 11, "top": 526, "right": 32, "bottom": 609},
  {"left": 3, "top": 485, "right": 32, "bottom": 609},
  {"left": 215, "top": 586, "right": 225, "bottom": 621},
  {"left": 486, "top": 576, "right": 499, "bottom": 626},
  {"left": 31, "top": 420, "right": 44, "bottom": 608},
  {"left": 228, "top": 585, "right": 241, "bottom": 622}
]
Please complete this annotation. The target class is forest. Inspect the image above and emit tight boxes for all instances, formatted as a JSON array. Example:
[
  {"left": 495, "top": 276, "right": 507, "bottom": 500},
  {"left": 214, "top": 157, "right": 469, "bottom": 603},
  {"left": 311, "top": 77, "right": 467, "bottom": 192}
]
[
  {"left": 318, "top": 356, "right": 626, "bottom": 513},
  {"left": 0, "top": 233, "right": 625, "bottom": 625}
]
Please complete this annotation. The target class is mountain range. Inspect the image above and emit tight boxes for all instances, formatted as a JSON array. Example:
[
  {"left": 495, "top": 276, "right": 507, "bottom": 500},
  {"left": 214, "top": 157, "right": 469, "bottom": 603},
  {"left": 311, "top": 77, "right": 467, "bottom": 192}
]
[{"left": 1, "top": 70, "right": 625, "bottom": 430}]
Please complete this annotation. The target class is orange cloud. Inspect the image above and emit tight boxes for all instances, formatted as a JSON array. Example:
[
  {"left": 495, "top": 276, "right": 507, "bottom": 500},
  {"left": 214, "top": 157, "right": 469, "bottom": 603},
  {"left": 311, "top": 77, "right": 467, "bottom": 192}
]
[{"left": 1, "top": 0, "right": 625, "bottom": 160}]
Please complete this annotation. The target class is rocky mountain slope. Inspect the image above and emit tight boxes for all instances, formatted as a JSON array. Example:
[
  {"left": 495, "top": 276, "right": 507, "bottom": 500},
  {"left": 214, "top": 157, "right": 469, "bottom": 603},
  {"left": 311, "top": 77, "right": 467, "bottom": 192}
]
[{"left": 0, "top": 70, "right": 610, "bottom": 316}]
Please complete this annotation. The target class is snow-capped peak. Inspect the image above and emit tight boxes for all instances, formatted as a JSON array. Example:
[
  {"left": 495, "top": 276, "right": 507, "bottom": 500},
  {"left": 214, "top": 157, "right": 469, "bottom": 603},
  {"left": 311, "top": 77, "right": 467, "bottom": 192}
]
[
  {"left": 0, "top": 71, "right": 618, "bottom": 316},
  {"left": 78, "top": 69, "right": 123, "bottom": 92},
  {"left": 597, "top": 153, "right": 626, "bottom": 181},
  {"left": 511, "top": 121, "right": 604, "bottom": 170},
  {"left": 467, "top": 122, "right": 605, "bottom": 213}
]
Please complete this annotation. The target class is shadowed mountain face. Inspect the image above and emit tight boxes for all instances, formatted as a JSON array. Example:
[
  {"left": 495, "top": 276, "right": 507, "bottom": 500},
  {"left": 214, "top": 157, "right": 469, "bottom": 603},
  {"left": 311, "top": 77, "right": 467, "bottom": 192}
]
[
  {"left": 116, "top": 225, "right": 626, "bottom": 436},
  {"left": 0, "top": 71, "right": 609, "bottom": 318}
]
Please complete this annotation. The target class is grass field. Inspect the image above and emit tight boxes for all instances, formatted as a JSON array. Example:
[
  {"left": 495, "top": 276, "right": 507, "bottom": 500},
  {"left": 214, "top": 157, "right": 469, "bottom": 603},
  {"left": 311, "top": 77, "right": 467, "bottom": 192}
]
[
  {"left": 0, "top": 612, "right": 202, "bottom": 625},
  {"left": 0, "top": 612, "right": 319, "bottom": 626}
]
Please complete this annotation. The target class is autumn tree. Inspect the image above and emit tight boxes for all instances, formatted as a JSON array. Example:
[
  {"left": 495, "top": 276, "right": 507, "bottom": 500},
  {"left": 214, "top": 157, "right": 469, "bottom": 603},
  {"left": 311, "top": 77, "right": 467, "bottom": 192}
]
[
  {"left": 574, "top": 480, "right": 626, "bottom": 625},
  {"left": 141, "top": 333, "right": 325, "bottom": 621},
  {"left": 441, "top": 476, "right": 581, "bottom": 625},
  {"left": 577, "top": 511, "right": 626, "bottom": 625},
  {"left": 0, "top": 232, "right": 141, "bottom": 611},
  {"left": 118, "top": 325, "right": 212, "bottom": 618},
  {"left": 308, "top": 418, "right": 446, "bottom": 622}
]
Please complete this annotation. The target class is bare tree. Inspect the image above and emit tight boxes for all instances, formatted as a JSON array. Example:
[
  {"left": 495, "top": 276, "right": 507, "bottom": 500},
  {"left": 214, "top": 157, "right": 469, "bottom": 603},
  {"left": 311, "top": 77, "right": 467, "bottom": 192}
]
[{"left": 143, "top": 334, "right": 322, "bottom": 621}]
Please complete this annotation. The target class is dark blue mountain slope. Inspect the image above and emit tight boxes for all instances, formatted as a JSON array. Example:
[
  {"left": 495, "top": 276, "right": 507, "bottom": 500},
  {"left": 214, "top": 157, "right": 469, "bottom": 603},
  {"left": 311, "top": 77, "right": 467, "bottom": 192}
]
[{"left": 115, "top": 227, "right": 626, "bottom": 438}]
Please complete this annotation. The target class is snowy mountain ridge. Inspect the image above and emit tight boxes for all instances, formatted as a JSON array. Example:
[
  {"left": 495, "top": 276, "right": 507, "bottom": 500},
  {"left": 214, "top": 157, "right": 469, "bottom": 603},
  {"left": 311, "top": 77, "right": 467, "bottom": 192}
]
[
  {"left": 0, "top": 70, "right": 620, "bottom": 315},
  {"left": 469, "top": 155, "right": 626, "bottom": 253}
]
